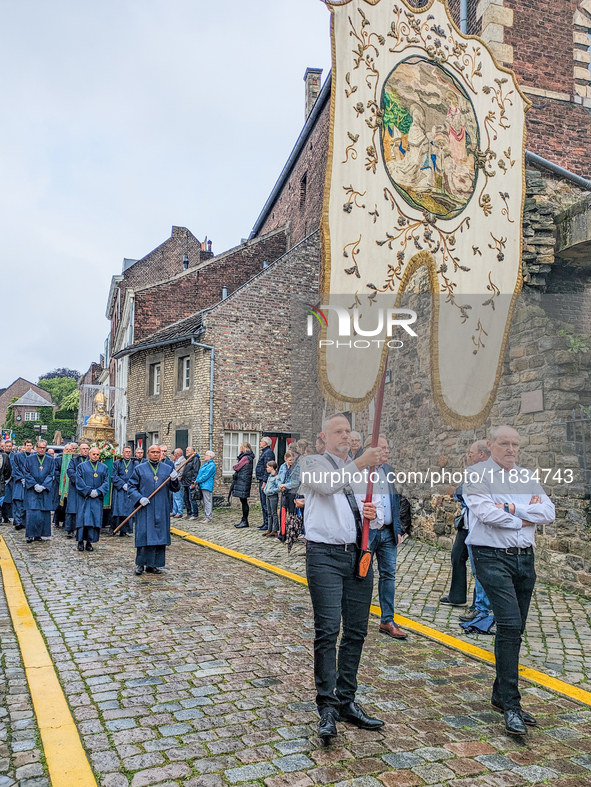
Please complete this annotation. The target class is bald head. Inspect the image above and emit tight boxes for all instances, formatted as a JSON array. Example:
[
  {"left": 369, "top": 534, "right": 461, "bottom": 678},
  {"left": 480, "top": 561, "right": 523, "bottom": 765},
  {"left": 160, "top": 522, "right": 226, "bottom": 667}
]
[{"left": 467, "top": 440, "right": 491, "bottom": 465}]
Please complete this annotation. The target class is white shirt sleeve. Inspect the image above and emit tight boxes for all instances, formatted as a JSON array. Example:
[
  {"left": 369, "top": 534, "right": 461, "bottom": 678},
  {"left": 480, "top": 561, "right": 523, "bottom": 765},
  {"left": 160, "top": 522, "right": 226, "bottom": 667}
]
[
  {"left": 513, "top": 495, "right": 555, "bottom": 524},
  {"left": 464, "top": 493, "right": 523, "bottom": 530}
]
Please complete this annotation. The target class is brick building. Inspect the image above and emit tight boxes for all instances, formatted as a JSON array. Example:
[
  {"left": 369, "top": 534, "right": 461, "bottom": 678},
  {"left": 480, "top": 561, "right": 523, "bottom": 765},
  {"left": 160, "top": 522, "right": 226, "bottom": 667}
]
[
  {"left": 0, "top": 378, "right": 53, "bottom": 428},
  {"left": 8, "top": 389, "right": 57, "bottom": 427},
  {"left": 106, "top": 1, "right": 591, "bottom": 591},
  {"left": 104, "top": 226, "right": 288, "bottom": 445}
]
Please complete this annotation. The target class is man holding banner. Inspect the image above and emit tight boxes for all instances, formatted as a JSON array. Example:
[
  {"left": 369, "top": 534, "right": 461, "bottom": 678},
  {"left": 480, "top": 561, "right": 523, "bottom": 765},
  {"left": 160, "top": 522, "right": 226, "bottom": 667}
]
[{"left": 299, "top": 413, "right": 384, "bottom": 743}]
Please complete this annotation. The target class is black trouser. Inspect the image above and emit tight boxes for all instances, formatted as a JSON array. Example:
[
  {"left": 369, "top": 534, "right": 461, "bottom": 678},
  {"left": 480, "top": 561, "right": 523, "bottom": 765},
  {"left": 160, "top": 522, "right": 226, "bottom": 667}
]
[
  {"left": 471, "top": 546, "right": 536, "bottom": 712},
  {"left": 240, "top": 498, "right": 249, "bottom": 523},
  {"left": 1, "top": 499, "right": 12, "bottom": 522},
  {"left": 448, "top": 527, "right": 475, "bottom": 606},
  {"left": 183, "top": 486, "right": 199, "bottom": 517},
  {"left": 306, "top": 542, "right": 373, "bottom": 712}
]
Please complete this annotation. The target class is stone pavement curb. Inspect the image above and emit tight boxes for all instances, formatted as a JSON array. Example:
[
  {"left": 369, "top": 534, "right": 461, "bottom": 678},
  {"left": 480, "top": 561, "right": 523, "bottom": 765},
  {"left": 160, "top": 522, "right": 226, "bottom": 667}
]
[
  {"left": 170, "top": 526, "right": 591, "bottom": 710},
  {"left": 0, "top": 535, "right": 98, "bottom": 787}
]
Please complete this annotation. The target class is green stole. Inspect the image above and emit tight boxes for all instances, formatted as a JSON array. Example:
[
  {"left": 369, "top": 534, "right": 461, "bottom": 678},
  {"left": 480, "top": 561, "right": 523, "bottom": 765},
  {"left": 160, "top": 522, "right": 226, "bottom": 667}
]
[{"left": 59, "top": 454, "right": 73, "bottom": 505}]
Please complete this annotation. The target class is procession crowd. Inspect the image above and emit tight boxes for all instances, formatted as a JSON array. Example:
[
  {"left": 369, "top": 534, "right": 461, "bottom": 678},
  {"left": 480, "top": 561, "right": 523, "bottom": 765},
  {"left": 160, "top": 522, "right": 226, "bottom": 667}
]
[{"left": 0, "top": 420, "right": 558, "bottom": 740}]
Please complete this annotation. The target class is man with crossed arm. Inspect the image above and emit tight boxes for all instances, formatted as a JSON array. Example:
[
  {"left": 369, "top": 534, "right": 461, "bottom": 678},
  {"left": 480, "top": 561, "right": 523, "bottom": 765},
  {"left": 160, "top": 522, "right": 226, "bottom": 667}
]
[{"left": 464, "top": 425, "right": 555, "bottom": 736}]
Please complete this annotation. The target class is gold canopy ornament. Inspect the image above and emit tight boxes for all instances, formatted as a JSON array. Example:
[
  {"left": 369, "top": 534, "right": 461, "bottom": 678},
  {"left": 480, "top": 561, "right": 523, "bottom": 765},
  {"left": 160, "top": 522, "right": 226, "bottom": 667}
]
[
  {"left": 83, "top": 390, "right": 116, "bottom": 444},
  {"left": 319, "top": 0, "right": 530, "bottom": 427}
]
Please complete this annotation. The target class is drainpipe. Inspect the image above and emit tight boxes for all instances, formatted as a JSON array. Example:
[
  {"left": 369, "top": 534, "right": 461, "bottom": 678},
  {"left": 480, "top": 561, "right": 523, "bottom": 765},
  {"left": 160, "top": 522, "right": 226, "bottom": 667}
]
[
  {"left": 525, "top": 150, "right": 591, "bottom": 192},
  {"left": 191, "top": 339, "right": 214, "bottom": 452},
  {"left": 460, "top": 0, "right": 468, "bottom": 33}
]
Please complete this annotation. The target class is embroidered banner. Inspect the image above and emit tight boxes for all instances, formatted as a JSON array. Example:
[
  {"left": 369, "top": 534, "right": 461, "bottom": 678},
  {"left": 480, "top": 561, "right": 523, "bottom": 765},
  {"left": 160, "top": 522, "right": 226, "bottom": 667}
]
[{"left": 319, "top": 0, "right": 529, "bottom": 427}]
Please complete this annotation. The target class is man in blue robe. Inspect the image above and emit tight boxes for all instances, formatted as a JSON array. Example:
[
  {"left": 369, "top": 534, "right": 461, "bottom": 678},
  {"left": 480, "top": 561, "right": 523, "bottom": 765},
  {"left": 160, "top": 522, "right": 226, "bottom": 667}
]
[
  {"left": 23, "top": 440, "right": 55, "bottom": 543},
  {"left": 111, "top": 446, "right": 137, "bottom": 536},
  {"left": 1, "top": 441, "right": 15, "bottom": 523},
  {"left": 11, "top": 440, "right": 33, "bottom": 530},
  {"left": 66, "top": 442, "right": 90, "bottom": 538},
  {"left": 128, "top": 445, "right": 180, "bottom": 575},
  {"left": 75, "top": 446, "right": 109, "bottom": 552}
]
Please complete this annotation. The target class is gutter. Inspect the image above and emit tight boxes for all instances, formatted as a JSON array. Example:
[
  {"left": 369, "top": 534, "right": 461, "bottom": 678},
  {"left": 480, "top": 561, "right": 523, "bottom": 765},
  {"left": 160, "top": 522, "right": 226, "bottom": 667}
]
[
  {"left": 249, "top": 74, "right": 332, "bottom": 239},
  {"left": 112, "top": 330, "right": 204, "bottom": 360},
  {"left": 191, "top": 340, "right": 215, "bottom": 452}
]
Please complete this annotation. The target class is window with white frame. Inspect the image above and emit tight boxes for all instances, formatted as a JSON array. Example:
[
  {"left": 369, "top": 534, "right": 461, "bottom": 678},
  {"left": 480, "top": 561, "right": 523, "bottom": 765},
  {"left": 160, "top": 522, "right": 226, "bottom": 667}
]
[
  {"left": 147, "top": 431, "right": 159, "bottom": 447},
  {"left": 149, "top": 362, "right": 161, "bottom": 396},
  {"left": 24, "top": 411, "right": 39, "bottom": 422},
  {"left": 223, "top": 431, "right": 259, "bottom": 475},
  {"left": 178, "top": 356, "right": 191, "bottom": 391}
]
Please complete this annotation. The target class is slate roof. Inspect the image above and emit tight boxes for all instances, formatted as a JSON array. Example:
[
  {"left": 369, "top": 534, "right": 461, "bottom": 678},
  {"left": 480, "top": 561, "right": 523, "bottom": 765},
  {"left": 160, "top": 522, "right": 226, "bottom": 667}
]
[
  {"left": 10, "top": 389, "right": 57, "bottom": 408},
  {"left": 112, "top": 312, "right": 204, "bottom": 359}
]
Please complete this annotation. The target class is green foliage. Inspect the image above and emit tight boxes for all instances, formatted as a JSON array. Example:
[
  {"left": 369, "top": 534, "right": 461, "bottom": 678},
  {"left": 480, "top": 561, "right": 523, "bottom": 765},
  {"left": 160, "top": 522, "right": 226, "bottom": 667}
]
[
  {"left": 39, "top": 368, "right": 80, "bottom": 380},
  {"left": 3, "top": 404, "right": 76, "bottom": 446},
  {"left": 61, "top": 388, "right": 80, "bottom": 412},
  {"left": 37, "top": 376, "right": 78, "bottom": 407},
  {"left": 382, "top": 89, "right": 413, "bottom": 138},
  {"left": 558, "top": 325, "right": 591, "bottom": 355},
  {"left": 4, "top": 398, "right": 17, "bottom": 429}
]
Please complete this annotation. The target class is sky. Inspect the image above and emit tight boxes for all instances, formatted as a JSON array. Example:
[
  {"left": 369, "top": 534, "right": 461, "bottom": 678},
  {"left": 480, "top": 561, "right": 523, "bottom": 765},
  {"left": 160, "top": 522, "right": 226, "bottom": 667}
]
[{"left": 0, "top": 0, "right": 332, "bottom": 388}]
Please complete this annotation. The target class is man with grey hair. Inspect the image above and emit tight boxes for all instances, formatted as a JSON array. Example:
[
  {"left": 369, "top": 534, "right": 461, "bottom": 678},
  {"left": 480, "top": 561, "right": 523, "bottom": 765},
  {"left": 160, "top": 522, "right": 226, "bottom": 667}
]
[
  {"left": 350, "top": 432, "right": 363, "bottom": 460},
  {"left": 465, "top": 424, "right": 555, "bottom": 735},
  {"left": 196, "top": 451, "right": 217, "bottom": 522},
  {"left": 440, "top": 440, "right": 491, "bottom": 609},
  {"left": 256, "top": 436, "right": 275, "bottom": 531}
]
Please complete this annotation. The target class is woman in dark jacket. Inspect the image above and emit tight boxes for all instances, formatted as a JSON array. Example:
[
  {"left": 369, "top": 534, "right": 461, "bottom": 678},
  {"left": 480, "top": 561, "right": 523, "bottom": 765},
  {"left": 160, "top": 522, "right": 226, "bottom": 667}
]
[{"left": 233, "top": 443, "right": 255, "bottom": 529}]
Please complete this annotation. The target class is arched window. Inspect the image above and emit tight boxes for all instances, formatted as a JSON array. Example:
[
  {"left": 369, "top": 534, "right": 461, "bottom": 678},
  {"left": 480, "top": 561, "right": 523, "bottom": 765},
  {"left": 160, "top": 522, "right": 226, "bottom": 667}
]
[{"left": 574, "top": 3, "right": 591, "bottom": 99}]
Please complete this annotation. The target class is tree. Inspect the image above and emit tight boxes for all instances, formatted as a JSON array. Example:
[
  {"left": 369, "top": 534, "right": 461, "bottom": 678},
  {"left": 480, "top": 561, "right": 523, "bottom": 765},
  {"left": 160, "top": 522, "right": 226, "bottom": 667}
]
[
  {"left": 39, "top": 368, "right": 80, "bottom": 380},
  {"left": 37, "top": 376, "right": 78, "bottom": 407}
]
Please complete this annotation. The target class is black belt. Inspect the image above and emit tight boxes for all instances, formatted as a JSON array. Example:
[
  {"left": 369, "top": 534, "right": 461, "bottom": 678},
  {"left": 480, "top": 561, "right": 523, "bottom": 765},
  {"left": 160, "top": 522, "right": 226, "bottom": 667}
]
[
  {"left": 306, "top": 541, "right": 357, "bottom": 552},
  {"left": 473, "top": 545, "right": 534, "bottom": 556}
]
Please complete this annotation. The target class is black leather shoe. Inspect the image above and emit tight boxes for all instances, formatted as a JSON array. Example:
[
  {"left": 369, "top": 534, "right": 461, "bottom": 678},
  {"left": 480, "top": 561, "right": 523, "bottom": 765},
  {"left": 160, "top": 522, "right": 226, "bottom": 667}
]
[
  {"left": 26, "top": 538, "right": 34, "bottom": 544},
  {"left": 318, "top": 707, "right": 338, "bottom": 742},
  {"left": 504, "top": 709, "right": 527, "bottom": 735},
  {"left": 77, "top": 542, "right": 84, "bottom": 552},
  {"left": 492, "top": 702, "right": 537, "bottom": 726},
  {"left": 135, "top": 565, "right": 144, "bottom": 575},
  {"left": 338, "top": 701, "right": 384, "bottom": 730},
  {"left": 258, "top": 524, "right": 268, "bottom": 531},
  {"left": 234, "top": 521, "right": 249, "bottom": 528},
  {"left": 85, "top": 543, "right": 94, "bottom": 552},
  {"left": 440, "top": 596, "right": 467, "bottom": 607}
]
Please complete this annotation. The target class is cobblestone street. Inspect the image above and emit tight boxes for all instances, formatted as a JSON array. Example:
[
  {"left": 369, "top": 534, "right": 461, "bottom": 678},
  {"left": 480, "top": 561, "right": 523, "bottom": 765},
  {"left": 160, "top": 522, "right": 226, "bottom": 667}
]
[
  {"left": 176, "top": 504, "right": 591, "bottom": 690},
  {"left": 2, "top": 519, "right": 591, "bottom": 786}
]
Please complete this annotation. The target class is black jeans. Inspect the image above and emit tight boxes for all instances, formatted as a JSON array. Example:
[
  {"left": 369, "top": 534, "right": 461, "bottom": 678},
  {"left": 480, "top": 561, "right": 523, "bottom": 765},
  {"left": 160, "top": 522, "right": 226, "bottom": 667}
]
[
  {"left": 183, "top": 486, "right": 199, "bottom": 517},
  {"left": 471, "top": 546, "right": 536, "bottom": 711},
  {"left": 306, "top": 542, "right": 373, "bottom": 712}
]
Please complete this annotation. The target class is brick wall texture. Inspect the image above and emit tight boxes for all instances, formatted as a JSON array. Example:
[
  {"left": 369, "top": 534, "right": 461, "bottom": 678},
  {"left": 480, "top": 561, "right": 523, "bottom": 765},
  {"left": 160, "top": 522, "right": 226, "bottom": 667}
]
[
  {"left": 125, "top": 234, "right": 322, "bottom": 493},
  {"left": 133, "top": 228, "right": 288, "bottom": 342}
]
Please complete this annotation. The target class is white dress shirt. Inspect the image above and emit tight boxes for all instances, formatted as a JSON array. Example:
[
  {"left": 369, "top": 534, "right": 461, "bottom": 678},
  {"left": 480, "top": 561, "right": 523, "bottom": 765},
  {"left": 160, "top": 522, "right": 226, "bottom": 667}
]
[
  {"left": 298, "top": 452, "right": 384, "bottom": 544},
  {"left": 464, "top": 457, "right": 555, "bottom": 549}
]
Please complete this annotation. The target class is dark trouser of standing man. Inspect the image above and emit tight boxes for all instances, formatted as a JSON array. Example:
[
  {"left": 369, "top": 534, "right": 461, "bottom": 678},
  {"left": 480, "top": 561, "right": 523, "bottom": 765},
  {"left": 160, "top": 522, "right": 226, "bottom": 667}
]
[
  {"left": 258, "top": 480, "right": 268, "bottom": 530},
  {"left": 183, "top": 486, "right": 199, "bottom": 519},
  {"left": 306, "top": 543, "right": 380, "bottom": 734},
  {"left": 471, "top": 546, "right": 537, "bottom": 729},
  {"left": 440, "top": 526, "right": 472, "bottom": 605}
]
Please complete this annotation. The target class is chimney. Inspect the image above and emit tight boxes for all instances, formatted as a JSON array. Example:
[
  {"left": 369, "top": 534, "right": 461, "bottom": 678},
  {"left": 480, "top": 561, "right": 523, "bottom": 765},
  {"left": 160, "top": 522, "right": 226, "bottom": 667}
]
[{"left": 304, "top": 68, "right": 323, "bottom": 120}]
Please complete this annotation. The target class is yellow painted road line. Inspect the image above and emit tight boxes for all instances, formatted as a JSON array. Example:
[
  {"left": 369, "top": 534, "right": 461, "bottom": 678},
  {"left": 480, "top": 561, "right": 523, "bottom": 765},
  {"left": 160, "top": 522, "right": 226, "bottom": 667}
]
[
  {"left": 0, "top": 536, "right": 97, "bottom": 787},
  {"left": 172, "top": 527, "right": 591, "bottom": 708}
]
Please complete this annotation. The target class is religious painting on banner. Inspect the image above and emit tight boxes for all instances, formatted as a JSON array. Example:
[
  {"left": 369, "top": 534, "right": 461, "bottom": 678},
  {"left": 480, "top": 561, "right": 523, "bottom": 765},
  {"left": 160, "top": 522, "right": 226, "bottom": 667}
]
[{"left": 318, "top": 0, "right": 530, "bottom": 428}]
